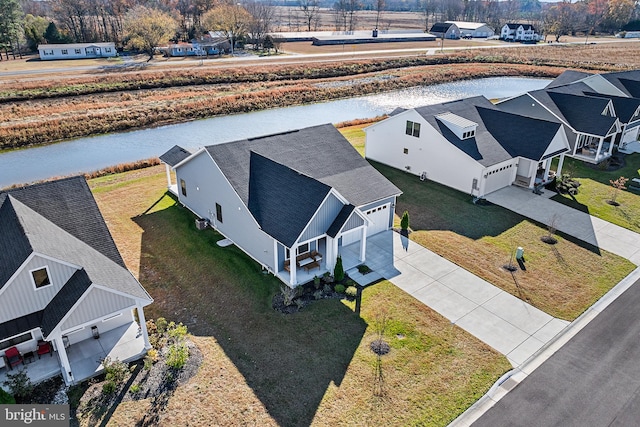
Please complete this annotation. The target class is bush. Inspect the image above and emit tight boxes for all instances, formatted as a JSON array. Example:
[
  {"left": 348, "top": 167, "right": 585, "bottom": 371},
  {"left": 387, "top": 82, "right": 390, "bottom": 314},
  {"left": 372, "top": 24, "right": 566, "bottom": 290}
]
[
  {"left": 346, "top": 286, "right": 358, "bottom": 297},
  {"left": 0, "top": 387, "right": 15, "bottom": 404},
  {"left": 357, "top": 264, "right": 371, "bottom": 274},
  {"left": 144, "top": 348, "right": 159, "bottom": 370},
  {"left": 334, "top": 256, "right": 345, "bottom": 282},
  {"left": 156, "top": 317, "right": 168, "bottom": 334},
  {"left": 103, "top": 357, "right": 128, "bottom": 384},
  {"left": 335, "top": 284, "right": 346, "bottom": 293},
  {"left": 323, "top": 284, "right": 332, "bottom": 293},
  {"left": 102, "top": 381, "right": 116, "bottom": 395},
  {"left": 129, "top": 384, "right": 141, "bottom": 395},
  {"left": 313, "top": 290, "right": 323, "bottom": 300},
  {"left": 313, "top": 275, "right": 321, "bottom": 289},
  {"left": 167, "top": 322, "right": 188, "bottom": 342},
  {"left": 2, "top": 369, "right": 34, "bottom": 400},
  {"left": 401, "top": 210, "right": 410, "bottom": 231},
  {"left": 166, "top": 343, "right": 189, "bottom": 369}
]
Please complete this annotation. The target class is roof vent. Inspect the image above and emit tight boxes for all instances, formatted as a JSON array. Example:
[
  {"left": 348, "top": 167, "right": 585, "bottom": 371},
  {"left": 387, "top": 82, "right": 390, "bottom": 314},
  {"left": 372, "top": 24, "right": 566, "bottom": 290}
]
[{"left": 436, "top": 112, "right": 478, "bottom": 140}]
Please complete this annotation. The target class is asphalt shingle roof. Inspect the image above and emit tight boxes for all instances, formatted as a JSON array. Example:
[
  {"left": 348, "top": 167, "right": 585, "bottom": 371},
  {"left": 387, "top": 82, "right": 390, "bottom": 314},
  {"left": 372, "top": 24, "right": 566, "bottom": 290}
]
[
  {"left": 546, "top": 70, "right": 592, "bottom": 89},
  {"left": 248, "top": 152, "right": 331, "bottom": 247},
  {"left": 583, "top": 92, "right": 640, "bottom": 123},
  {"left": 0, "top": 311, "right": 43, "bottom": 341},
  {"left": 327, "top": 204, "right": 356, "bottom": 238},
  {"left": 0, "top": 195, "right": 32, "bottom": 288},
  {"left": 41, "top": 269, "right": 93, "bottom": 337},
  {"left": 602, "top": 71, "right": 640, "bottom": 97},
  {"left": 430, "top": 23, "right": 454, "bottom": 33},
  {"left": 206, "top": 124, "right": 401, "bottom": 209},
  {"left": 159, "top": 145, "right": 192, "bottom": 167}
]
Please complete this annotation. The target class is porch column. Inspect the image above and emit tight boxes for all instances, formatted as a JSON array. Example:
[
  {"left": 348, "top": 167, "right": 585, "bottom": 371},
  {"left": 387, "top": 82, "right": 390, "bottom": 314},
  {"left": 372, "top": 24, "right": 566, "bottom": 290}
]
[
  {"left": 359, "top": 226, "right": 367, "bottom": 262},
  {"left": 596, "top": 137, "right": 604, "bottom": 160},
  {"left": 543, "top": 158, "right": 551, "bottom": 181},
  {"left": 326, "top": 238, "right": 334, "bottom": 271},
  {"left": 165, "top": 164, "right": 172, "bottom": 189},
  {"left": 289, "top": 244, "right": 297, "bottom": 286},
  {"left": 557, "top": 154, "right": 565, "bottom": 177},
  {"left": 136, "top": 304, "right": 151, "bottom": 349},
  {"left": 53, "top": 335, "right": 73, "bottom": 385}
]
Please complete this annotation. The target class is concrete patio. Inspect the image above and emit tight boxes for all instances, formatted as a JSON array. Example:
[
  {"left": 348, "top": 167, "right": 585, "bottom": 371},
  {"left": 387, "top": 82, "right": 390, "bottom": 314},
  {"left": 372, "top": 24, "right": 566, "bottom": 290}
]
[{"left": 0, "top": 322, "right": 147, "bottom": 387}]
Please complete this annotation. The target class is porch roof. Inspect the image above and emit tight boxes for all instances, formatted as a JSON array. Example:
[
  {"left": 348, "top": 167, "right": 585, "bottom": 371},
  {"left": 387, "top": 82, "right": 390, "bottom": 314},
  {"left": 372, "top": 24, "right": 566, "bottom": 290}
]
[
  {"left": 159, "top": 145, "right": 191, "bottom": 167},
  {"left": 327, "top": 204, "right": 356, "bottom": 238},
  {"left": 41, "top": 269, "right": 92, "bottom": 337}
]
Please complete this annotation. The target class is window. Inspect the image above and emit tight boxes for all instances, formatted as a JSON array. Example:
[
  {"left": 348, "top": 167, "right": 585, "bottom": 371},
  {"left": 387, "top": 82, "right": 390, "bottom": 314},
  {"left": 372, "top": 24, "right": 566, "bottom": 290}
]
[
  {"left": 180, "top": 179, "right": 187, "bottom": 196},
  {"left": 31, "top": 267, "right": 51, "bottom": 289},
  {"left": 75, "top": 49, "right": 81, "bottom": 54},
  {"left": 61, "top": 49, "right": 68, "bottom": 54},
  {"left": 216, "top": 203, "right": 223, "bottom": 223},
  {"left": 403, "top": 148, "right": 409, "bottom": 154},
  {"left": 105, "top": 48, "right": 111, "bottom": 53},
  {"left": 406, "top": 121, "right": 420, "bottom": 137},
  {"left": 298, "top": 243, "right": 309, "bottom": 255},
  {"left": 0, "top": 332, "right": 32, "bottom": 351}
]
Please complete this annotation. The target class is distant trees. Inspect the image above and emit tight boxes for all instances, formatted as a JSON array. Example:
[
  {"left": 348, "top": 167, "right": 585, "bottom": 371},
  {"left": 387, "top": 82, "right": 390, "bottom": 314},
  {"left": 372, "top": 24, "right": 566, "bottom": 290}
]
[
  {"left": 299, "top": 0, "right": 320, "bottom": 31},
  {"left": 124, "top": 6, "right": 177, "bottom": 60},
  {"left": 0, "top": 0, "right": 23, "bottom": 59},
  {"left": 245, "top": 0, "right": 275, "bottom": 49},
  {"left": 202, "top": 3, "right": 252, "bottom": 55}
]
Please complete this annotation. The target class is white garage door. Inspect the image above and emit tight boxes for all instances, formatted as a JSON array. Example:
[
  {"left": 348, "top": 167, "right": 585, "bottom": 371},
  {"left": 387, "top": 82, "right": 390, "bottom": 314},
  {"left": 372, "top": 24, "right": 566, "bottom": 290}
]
[
  {"left": 364, "top": 203, "right": 391, "bottom": 236},
  {"left": 484, "top": 164, "right": 515, "bottom": 195}
]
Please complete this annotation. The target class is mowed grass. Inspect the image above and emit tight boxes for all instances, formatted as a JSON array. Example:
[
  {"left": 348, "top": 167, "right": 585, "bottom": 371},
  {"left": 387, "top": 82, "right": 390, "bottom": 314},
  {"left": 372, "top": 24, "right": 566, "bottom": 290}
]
[
  {"left": 551, "top": 154, "right": 640, "bottom": 233},
  {"left": 88, "top": 166, "right": 510, "bottom": 426}
]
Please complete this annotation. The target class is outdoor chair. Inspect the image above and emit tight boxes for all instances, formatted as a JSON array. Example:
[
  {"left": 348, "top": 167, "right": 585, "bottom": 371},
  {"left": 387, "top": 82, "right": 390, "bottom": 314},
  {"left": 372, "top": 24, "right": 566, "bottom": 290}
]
[
  {"left": 5, "top": 346, "right": 23, "bottom": 369},
  {"left": 37, "top": 341, "right": 52, "bottom": 358}
]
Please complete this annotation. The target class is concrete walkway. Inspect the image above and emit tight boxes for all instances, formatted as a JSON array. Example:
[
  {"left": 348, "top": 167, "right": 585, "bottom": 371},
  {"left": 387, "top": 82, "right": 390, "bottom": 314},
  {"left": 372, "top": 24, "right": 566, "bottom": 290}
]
[{"left": 486, "top": 186, "right": 640, "bottom": 265}]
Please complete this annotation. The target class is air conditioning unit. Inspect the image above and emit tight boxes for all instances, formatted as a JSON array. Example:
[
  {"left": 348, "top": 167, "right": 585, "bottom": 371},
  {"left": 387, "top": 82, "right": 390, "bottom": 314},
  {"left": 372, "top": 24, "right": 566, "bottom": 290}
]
[{"left": 195, "top": 218, "right": 208, "bottom": 230}]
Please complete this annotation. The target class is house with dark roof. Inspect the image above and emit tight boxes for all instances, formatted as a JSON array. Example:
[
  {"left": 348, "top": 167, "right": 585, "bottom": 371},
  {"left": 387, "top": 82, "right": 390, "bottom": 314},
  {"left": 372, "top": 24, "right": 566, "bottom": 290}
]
[
  {"left": 498, "top": 87, "right": 622, "bottom": 163},
  {"left": 543, "top": 70, "right": 640, "bottom": 151},
  {"left": 445, "top": 21, "right": 494, "bottom": 38},
  {"left": 429, "top": 22, "right": 459, "bottom": 39},
  {"left": 160, "top": 124, "right": 401, "bottom": 288},
  {"left": 501, "top": 23, "right": 540, "bottom": 42},
  {"left": 364, "top": 96, "right": 569, "bottom": 198},
  {"left": 0, "top": 177, "right": 153, "bottom": 385}
]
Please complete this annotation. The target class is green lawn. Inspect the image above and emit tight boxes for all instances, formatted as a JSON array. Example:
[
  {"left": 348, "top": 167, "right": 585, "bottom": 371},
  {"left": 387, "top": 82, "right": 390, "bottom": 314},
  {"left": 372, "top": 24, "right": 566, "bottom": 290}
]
[
  {"left": 551, "top": 154, "right": 640, "bottom": 233},
  {"left": 86, "top": 167, "right": 511, "bottom": 426}
]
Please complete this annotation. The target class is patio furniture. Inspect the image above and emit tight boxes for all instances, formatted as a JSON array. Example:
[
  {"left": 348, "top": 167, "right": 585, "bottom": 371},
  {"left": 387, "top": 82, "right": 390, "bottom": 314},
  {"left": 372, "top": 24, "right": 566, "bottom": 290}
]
[
  {"left": 37, "top": 341, "right": 52, "bottom": 358},
  {"left": 23, "top": 351, "right": 35, "bottom": 364},
  {"left": 5, "top": 346, "right": 23, "bottom": 370}
]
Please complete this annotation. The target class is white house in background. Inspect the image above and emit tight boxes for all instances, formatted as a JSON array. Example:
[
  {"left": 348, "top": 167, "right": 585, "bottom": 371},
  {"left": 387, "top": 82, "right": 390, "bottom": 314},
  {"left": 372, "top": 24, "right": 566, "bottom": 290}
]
[
  {"left": 37, "top": 43, "right": 117, "bottom": 60},
  {"left": 0, "top": 177, "right": 152, "bottom": 386},
  {"left": 445, "top": 21, "right": 494, "bottom": 38},
  {"left": 430, "top": 22, "right": 460, "bottom": 39},
  {"left": 160, "top": 124, "right": 401, "bottom": 288},
  {"left": 365, "top": 96, "right": 570, "bottom": 198},
  {"left": 501, "top": 23, "right": 540, "bottom": 42}
]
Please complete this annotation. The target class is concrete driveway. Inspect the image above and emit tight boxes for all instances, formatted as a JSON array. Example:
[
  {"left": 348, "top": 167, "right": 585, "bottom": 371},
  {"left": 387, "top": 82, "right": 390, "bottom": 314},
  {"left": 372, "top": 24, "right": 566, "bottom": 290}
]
[{"left": 486, "top": 186, "right": 640, "bottom": 265}]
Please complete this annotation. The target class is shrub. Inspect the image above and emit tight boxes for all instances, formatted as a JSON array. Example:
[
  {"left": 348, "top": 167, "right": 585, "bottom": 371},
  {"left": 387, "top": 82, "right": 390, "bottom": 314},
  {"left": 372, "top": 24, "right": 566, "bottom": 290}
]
[
  {"left": 129, "top": 384, "right": 141, "bottom": 395},
  {"left": 102, "top": 381, "right": 116, "bottom": 395},
  {"left": 346, "top": 286, "right": 358, "bottom": 297},
  {"left": 334, "top": 256, "right": 345, "bottom": 282},
  {"left": 0, "top": 387, "right": 15, "bottom": 404},
  {"left": 144, "top": 348, "right": 159, "bottom": 370},
  {"left": 313, "top": 290, "right": 323, "bottom": 300},
  {"left": 401, "top": 210, "right": 410, "bottom": 231},
  {"left": 323, "top": 284, "right": 332, "bottom": 293},
  {"left": 166, "top": 343, "right": 189, "bottom": 369},
  {"left": 313, "top": 275, "right": 321, "bottom": 288},
  {"left": 156, "top": 317, "right": 168, "bottom": 334},
  {"left": 357, "top": 264, "right": 371, "bottom": 274},
  {"left": 335, "top": 284, "right": 346, "bottom": 293},
  {"left": 2, "top": 369, "right": 34, "bottom": 400},
  {"left": 103, "top": 357, "right": 128, "bottom": 384},
  {"left": 167, "top": 322, "right": 188, "bottom": 343},
  {"left": 281, "top": 285, "right": 296, "bottom": 306}
]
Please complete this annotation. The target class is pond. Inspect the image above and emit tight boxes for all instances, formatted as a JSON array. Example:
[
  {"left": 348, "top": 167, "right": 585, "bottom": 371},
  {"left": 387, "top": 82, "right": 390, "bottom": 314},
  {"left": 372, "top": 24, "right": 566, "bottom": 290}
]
[{"left": 0, "top": 77, "right": 550, "bottom": 188}]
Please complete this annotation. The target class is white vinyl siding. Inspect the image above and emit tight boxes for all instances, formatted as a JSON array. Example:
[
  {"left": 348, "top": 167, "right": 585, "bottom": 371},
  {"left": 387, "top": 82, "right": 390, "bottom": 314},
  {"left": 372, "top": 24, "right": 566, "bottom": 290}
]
[{"left": 60, "top": 287, "right": 136, "bottom": 331}]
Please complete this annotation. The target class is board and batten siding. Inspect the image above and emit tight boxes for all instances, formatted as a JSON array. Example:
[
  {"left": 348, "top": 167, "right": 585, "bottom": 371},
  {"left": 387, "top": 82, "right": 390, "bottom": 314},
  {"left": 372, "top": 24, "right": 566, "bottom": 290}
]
[
  {"left": 63, "top": 310, "right": 133, "bottom": 345},
  {"left": 0, "top": 255, "right": 77, "bottom": 323},
  {"left": 60, "top": 287, "right": 135, "bottom": 332},
  {"left": 342, "top": 212, "right": 365, "bottom": 234},
  {"left": 299, "top": 193, "right": 344, "bottom": 243},
  {"left": 175, "top": 151, "right": 275, "bottom": 269}
]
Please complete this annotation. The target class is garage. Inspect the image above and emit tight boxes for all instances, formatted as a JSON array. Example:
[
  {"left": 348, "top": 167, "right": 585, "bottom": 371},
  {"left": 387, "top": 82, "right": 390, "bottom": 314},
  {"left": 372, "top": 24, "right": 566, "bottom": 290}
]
[
  {"left": 483, "top": 163, "right": 515, "bottom": 195},
  {"left": 364, "top": 203, "right": 391, "bottom": 236}
]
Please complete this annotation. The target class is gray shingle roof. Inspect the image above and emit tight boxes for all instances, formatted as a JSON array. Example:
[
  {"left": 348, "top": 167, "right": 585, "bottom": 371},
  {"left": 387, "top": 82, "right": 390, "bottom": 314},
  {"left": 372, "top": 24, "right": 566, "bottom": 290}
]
[
  {"left": 0, "top": 195, "right": 32, "bottom": 288},
  {"left": 248, "top": 152, "right": 331, "bottom": 247},
  {"left": 327, "top": 204, "right": 356, "bottom": 238},
  {"left": 546, "top": 70, "right": 592, "bottom": 89},
  {"left": 583, "top": 92, "right": 640, "bottom": 123},
  {"left": 0, "top": 311, "right": 43, "bottom": 341},
  {"left": 159, "top": 145, "right": 191, "bottom": 167},
  {"left": 601, "top": 70, "right": 640, "bottom": 97},
  {"left": 205, "top": 124, "right": 401, "bottom": 208},
  {"left": 40, "top": 269, "right": 92, "bottom": 337}
]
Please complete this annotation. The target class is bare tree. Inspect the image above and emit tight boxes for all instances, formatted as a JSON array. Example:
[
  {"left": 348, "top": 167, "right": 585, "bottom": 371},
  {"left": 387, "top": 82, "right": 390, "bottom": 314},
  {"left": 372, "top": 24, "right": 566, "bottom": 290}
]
[
  {"left": 299, "top": 0, "right": 319, "bottom": 32},
  {"left": 374, "top": 0, "right": 385, "bottom": 29},
  {"left": 245, "top": 0, "right": 274, "bottom": 49}
]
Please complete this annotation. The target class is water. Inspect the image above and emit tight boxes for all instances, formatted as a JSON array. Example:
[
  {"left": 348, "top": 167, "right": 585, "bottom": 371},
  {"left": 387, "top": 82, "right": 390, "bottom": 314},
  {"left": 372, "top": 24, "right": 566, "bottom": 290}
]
[{"left": 0, "top": 77, "right": 550, "bottom": 187}]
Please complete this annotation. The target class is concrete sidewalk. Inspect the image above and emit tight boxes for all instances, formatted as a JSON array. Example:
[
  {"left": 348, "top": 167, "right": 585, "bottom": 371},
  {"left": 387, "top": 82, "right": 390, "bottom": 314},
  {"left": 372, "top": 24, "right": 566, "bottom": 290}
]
[
  {"left": 366, "top": 231, "right": 570, "bottom": 367},
  {"left": 486, "top": 186, "right": 640, "bottom": 265}
]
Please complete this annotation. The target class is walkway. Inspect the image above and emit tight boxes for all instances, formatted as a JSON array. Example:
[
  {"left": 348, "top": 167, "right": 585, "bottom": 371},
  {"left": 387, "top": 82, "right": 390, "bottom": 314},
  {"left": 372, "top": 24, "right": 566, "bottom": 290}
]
[
  {"left": 486, "top": 186, "right": 640, "bottom": 265},
  {"left": 344, "top": 231, "right": 569, "bottom": 367}
]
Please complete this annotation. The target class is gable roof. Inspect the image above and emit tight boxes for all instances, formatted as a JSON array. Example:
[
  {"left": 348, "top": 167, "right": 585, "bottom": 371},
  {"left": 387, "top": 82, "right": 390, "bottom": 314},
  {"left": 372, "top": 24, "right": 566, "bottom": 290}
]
[
  {"left": 546, "top": 70, "right": 592, "bottom": 89},
  {"left": 40, "top": 268, "right": 93, "bottom": 337},
  {"left": 504, "top": 23, "right": 536, "bottom": 31},
  {"left": 430, "top": 22, "right": 455, "bottom": 33},
  {"left": 327, "top": 204, "right": 356, "bottom": 238},
  {"left": 248, "top": 152, "right": 331, "bottom": 247},
  {"left": 205, "top": 124, "right": 401, "bottom": 209},
  {"left": 159, "top": 145, "right": 191, "bottom": 167},
  {"left": 445, "top": 21, "right": 490, "bottom": 30},
  {"left": 0, "top": 195, "right": 33, "bottom": 288},
  {"left": 601, "top": 70, "right": 640, "bottom": 97},
  {"left": 583, "top": 92, "right": 640, "bottom": 123}
]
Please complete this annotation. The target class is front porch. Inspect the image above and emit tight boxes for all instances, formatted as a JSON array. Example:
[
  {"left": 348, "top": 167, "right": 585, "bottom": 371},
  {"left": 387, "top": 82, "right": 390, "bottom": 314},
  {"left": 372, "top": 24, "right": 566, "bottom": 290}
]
[
  {"left": 572, "top": 142, "right": 613, "bottom": 164},
  {"left": 0, "top": 322, "right": 147, "bottom": 387},
  {"left": 278, "top": 257, "right": 329, "bottom": 286}
]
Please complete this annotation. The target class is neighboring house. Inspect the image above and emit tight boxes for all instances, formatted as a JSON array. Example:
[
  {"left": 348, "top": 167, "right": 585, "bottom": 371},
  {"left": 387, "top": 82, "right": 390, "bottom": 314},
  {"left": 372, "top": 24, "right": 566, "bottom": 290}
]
[
  {"left": 160, "top": 124, "right": 401, "bottom": 288},
  {"left": 430, "top": 22, "right": 460, "bottom": 39},
  {"left": 365, "top": 96, "right": 570, "bottom": 198},
  {"left": 165, "top": 43, "right": 199, "bottom": 57},
  {"left": 445, "top": 21, "right": 494, "bottom": 38},
  {"left": 497, "top": 88, "right": 621, "bottom": 164},
  {"left": 501, "top": 23, "right": 540, "bottom": 42},
  {"left": 37, "top": 43, "right": 116, "bottom": 61},
  {"left": 0, "top": 177, "right": 152, "bottom": 385}
]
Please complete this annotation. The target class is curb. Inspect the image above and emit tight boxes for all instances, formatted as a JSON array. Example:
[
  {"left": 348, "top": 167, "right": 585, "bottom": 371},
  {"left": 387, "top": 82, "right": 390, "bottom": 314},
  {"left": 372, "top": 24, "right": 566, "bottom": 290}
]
[{"left": 449, "top": 266, "right": 640, "bottom": 427}]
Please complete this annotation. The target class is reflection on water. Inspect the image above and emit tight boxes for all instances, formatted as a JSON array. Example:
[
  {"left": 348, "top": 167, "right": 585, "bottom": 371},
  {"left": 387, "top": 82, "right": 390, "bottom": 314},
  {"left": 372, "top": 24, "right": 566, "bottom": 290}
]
[{"left": 0, "top": 77, "right": 550, "bottom": 187}]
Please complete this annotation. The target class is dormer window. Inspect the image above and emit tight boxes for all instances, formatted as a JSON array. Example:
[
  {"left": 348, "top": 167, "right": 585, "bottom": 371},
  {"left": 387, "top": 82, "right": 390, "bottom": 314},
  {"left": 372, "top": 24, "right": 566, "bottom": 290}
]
[
  {"left": 436, "top": 112, "right": 478, "bottom": 140},
  {"left": 31, "top": 267, "right": 51, "bottom": 289},
  {"left": 462, "top": 130, "right": 475, "bottom": 139}
]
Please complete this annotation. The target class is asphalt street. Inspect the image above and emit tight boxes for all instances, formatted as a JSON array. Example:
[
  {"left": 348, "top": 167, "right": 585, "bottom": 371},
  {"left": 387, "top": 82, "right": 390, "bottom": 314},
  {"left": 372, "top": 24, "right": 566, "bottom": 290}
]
[{"left": 473, "top": 276, "right": 640, "bottom": 427}]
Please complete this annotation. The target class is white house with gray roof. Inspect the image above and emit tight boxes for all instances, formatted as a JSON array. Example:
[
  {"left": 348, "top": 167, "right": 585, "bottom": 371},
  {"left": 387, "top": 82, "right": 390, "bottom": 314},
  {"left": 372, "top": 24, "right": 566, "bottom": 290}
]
[
  {"left": 37, "top": 43, "right": 117, "bottom": 60},
  {"left": 0, "top": 177, "right": 152, "bottom": 386},
  {"left": 160, "top": 124, "right": 401, "bottom": 288},
  {"left": 365, "top": 96, "right": 570, "bottom": 198}
]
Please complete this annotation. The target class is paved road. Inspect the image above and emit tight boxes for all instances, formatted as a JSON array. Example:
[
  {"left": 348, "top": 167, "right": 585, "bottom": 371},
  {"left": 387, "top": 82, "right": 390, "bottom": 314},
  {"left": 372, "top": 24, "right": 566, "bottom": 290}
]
[{"left": 472, "top": 276, "right": 640, "bottom": 427}]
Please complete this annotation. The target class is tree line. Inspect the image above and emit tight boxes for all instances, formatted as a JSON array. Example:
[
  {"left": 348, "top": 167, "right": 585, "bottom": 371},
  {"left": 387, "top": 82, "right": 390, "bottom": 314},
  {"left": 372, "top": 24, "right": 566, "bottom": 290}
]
[{"left": 0, "top": 0, "right": 638, "bottom": 60}]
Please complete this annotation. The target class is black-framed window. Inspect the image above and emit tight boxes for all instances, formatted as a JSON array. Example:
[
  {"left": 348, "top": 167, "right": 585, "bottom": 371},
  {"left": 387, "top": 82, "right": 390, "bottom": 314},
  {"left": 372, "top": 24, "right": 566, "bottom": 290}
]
[
  {"left": 406, "top": 121, "right": 420, "bottom": 137},
  {"left": 0, "top": 332, "right": 32, "bottom": 351},
  {"left": 180, "top": 179, "right": 187, "bottom": 196},
  {"left": 216, "top": 203, "right": 223, "bottom": 223},
  {"left": 32, "top": 267, "right": 51, "bottom": 289}
]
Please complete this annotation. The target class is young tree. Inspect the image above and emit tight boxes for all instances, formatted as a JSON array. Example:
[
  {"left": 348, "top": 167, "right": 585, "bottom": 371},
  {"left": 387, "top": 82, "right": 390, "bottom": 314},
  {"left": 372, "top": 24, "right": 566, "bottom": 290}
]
[
  {"left": 202, "top": 3, "right": 252, "bottom": 55},
  {"left": 609, "top": 176, "right": 628, "bottom": 205},
  {"left": 374, "top": 0, "right": 385, "bottom": 29},
  {"left": 334, "top": 255, "right": 345, "bottom": 282},
  {"left": 400, "top": 210, "right": 410, "bottom": 231},
  {"left": 124, "top": 6, "right": 178, "bottom": 61}
]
